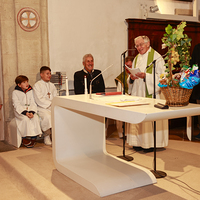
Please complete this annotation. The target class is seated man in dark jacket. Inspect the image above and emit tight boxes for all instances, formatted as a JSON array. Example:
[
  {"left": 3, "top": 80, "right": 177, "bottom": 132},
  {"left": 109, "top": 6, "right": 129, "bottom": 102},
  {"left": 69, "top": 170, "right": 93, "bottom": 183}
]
[{"left": 74, "top": 54, "right": 105, "bottom": 94}]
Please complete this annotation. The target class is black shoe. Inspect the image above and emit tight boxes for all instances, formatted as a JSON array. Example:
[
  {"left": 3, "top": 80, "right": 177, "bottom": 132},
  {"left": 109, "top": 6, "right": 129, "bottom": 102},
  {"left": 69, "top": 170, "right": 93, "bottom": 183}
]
[
  {"left": 143, "top": 148, "right": 154, "bottom": 153},
  {"left": 133, "top": 146, "right": 143, "bottom": 151},
  {"left": 195, "top": 133, "right": 200, "bottom": 140}
]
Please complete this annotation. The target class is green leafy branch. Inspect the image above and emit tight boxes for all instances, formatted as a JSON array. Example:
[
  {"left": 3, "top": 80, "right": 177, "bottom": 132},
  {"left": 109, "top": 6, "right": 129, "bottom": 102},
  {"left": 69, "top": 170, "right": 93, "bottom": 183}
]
[{"left": 161, "top": 22, "right": 191, "bottom": 86}]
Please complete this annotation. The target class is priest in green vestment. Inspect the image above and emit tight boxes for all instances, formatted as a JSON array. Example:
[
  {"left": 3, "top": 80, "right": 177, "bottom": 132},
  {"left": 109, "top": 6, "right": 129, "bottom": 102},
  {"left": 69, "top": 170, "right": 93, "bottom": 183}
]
[{"left": 127, "top": 35, "right": 168, "bottom": 151}]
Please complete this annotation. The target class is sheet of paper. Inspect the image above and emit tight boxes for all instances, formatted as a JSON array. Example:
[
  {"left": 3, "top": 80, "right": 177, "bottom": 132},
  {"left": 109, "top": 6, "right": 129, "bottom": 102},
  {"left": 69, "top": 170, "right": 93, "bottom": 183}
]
[
  {"left": 125, "top": 65, "right": 141, "bottom": 76},
  {"left": 107, "top": 101, "right": 150, "bottom": 107}
]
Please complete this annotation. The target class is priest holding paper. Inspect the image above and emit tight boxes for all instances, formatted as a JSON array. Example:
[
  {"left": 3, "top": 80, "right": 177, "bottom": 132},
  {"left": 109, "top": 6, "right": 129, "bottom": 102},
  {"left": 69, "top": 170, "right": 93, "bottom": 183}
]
[{"left": 127, "top": 35, "right": 168, "bottom": 151}]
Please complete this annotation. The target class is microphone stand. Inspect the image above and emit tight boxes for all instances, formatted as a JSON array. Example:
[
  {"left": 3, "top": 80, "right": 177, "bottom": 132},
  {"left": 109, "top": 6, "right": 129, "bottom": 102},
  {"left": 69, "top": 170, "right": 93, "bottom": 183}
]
[
  {"left": 89, "top": 64, "right": 113, "bottom": 99},
  {"left": 117, "top": 51, "right": 133, "bottom": 161},
  {"left": 150, "top": 60, "right": 167, "bottom": 178}
]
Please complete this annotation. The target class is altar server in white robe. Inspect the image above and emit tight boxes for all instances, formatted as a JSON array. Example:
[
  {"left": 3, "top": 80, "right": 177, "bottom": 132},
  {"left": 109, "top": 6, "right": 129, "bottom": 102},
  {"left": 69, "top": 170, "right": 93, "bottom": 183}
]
[
  {"left": 127, "top": 35, "right": 168, "bottom": 151},
  {"left": 12, "top": 75, "right": 42, "bottom": 148},
  {"left": 33, "top": 66, "right": 57, "bottom": 146}
]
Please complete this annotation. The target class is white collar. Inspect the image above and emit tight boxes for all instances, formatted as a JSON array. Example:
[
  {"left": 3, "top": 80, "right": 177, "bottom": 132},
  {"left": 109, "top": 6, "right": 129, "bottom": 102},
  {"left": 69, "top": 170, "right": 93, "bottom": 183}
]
[{"left": 41, "top": 79, "right": 50, "bottom": 84}]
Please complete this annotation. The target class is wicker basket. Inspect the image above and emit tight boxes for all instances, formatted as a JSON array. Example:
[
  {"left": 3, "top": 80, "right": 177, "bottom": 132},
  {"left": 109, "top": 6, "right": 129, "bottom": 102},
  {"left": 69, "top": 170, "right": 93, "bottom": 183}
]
[{"left": 160, "top": 87, "right": 193, "bottom": 107}]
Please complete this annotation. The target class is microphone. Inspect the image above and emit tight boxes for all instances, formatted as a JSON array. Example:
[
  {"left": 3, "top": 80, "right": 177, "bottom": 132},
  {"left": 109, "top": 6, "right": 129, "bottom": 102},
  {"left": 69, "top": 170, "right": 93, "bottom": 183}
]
[
  {"left": 121, "top": 49, "right": 135, "bottom": 55},
  {"left": 146, "top": 53, "right": 167, "bottom": 69},
  {"left": 89, "top": 64, "right": 113, "bottom": 99}
]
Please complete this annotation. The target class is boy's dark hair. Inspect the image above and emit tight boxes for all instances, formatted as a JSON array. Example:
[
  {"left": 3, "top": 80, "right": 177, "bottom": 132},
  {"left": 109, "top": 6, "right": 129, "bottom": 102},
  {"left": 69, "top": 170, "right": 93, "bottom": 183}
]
[
  {"left": 40, "top": 66, "right": 51, "bottom": 73},
  {"left": 15, "top": 75, "right": 28, "bottom": 85},
  {"left": 125, "top": 56, "right": 134, "bottom": 63}
]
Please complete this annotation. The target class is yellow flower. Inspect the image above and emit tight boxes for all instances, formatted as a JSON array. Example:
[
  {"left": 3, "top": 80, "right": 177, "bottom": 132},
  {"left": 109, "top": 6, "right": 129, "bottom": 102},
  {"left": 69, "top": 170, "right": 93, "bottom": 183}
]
[{"left": 160, "top": 73, "right": 165, "bottom": 79}]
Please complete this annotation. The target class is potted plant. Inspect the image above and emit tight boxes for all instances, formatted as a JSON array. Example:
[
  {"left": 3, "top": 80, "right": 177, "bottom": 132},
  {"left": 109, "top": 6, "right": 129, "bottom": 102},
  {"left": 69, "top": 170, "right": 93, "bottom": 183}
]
[{"left": 159, "top": 21, "right": 200, "bottom": 106}]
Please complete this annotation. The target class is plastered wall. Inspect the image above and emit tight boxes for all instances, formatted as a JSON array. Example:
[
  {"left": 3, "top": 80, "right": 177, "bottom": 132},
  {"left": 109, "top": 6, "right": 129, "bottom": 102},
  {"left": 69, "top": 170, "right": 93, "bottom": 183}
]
[
  {"left": 48, "top": 0, "right": 141, "bottom": 89},
  {"left": 48, "top": 0, "right": 195, "bottom": 89},
  {"left": 0, "top": 0, "right": 49, "bottom": 141}
]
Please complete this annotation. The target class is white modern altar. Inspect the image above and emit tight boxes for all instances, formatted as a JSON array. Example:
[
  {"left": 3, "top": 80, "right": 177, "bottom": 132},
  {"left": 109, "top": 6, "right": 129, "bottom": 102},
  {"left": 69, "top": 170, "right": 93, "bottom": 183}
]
[{"left": 51, "top": 94, "right": 200, "bottom": 197}]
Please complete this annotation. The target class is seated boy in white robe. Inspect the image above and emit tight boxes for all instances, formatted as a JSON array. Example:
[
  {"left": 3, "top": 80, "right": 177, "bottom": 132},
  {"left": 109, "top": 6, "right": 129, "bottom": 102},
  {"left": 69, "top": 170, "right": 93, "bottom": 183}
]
[
  {"left": 12, "top": 75, "right": 42, "bottom": 148},
  {"left": 33, "top": 66, "right": 57, "bottom": 146}
]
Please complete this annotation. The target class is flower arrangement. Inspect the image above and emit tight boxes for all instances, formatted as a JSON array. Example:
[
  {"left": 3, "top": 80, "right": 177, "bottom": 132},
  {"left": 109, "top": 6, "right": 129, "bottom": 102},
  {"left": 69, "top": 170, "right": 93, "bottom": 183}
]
[{"left": 158, "top": 22, "right": 200, "bottom": 106}]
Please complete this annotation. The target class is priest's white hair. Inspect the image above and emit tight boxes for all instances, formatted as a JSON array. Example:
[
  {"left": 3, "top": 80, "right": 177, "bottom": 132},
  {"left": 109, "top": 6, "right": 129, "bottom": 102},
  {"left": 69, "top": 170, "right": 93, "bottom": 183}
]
[{"left": 134, "top": 36, "right": 150, "bottom": 44}]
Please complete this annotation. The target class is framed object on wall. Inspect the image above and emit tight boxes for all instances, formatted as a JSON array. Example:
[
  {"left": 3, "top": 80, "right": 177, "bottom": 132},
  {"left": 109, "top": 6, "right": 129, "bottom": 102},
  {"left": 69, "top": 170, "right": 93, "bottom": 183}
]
[{"left": 17, "top": 7, "right": 40, "bottom": 32}]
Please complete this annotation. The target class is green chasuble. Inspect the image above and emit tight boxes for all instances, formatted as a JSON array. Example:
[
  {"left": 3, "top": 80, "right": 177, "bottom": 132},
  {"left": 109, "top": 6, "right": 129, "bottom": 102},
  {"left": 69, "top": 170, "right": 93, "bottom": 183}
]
[
  {"left": 134, "top": 48, "right": 155, "bottom": 98},
  {"left": 115, "top": 71, "right": 129, "bottom": 94}
]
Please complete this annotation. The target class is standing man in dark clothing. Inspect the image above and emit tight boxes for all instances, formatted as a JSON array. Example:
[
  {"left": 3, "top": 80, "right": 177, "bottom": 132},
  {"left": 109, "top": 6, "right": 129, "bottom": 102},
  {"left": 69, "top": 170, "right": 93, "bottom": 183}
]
[
  {"left": 74, "top": 54, "right": 105, "bottom": 94},
  {"left": 190, "top": 43, "right": 200, "bottom": 140}
]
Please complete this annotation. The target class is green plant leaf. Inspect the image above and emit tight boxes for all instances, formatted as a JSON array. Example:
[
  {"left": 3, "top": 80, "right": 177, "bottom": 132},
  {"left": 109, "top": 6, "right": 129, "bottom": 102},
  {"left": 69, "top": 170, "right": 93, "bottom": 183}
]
[
  {"left": 165, "top": 68, "right": 169, "bottom": 72},
  {"left": 165, "top": 24, "right": 172, "bottom": 34},
  {"left": 171, "top": 34, "right": 177, "bottom": 41}
]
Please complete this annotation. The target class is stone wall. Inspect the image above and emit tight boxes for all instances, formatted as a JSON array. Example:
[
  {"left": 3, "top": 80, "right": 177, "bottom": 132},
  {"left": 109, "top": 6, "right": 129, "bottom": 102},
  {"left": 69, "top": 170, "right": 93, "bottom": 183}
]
[{"left": 0, "top": 0, "right": 49, "bottom": 142}]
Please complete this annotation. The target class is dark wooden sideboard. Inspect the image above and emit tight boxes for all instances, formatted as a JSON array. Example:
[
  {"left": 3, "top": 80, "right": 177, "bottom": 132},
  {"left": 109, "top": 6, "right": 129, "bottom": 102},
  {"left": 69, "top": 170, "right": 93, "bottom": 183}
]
[{"left": 126, "top": 18, "right": 200, "bottom": 57}]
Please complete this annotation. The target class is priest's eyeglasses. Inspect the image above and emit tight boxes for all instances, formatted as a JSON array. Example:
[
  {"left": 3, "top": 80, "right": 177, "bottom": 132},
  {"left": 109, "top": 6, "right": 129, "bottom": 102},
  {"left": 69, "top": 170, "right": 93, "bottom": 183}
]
[{"left": 135, "top": 42, "right": 147, "bottom": 49}]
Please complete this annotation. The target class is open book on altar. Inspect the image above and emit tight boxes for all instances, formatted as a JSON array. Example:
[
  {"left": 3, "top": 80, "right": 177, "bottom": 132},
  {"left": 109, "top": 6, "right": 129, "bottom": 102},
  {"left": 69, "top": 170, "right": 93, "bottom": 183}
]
[{"left": 125, "top": 65, "right": 141, "bottom": 76}]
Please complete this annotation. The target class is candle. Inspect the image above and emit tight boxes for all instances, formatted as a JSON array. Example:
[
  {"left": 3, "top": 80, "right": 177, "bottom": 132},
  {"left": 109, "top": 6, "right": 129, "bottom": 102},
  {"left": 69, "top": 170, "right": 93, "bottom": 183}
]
[
  {"left": 66, "top": 77, "right": 69, "bottom": 96},
  {"left": 84, "top": 75, "right": 88, "bottom": 94}
]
